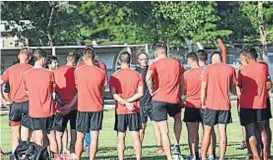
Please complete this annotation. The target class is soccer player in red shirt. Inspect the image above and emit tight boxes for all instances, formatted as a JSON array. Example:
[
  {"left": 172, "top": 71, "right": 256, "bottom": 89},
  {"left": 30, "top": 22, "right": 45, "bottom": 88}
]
[
  {"left": 64, "top": 47, "right": 106, "bottom": 160},
  {"left": 54, "top": 52, "right": 80, "bottom": 154},
  {"left": 183, "top": 52, "right": 203, "bottom": 160},
  {"left": 22, "top": 49, "right": 58, "bottom": 155},
  {"left": 200, "top": 52, "right": 236, "bottom": 160},
  {"left": 238, "top": 47, "right": 270, "bottom": 160},
  {"left": 0, "top": 48, "right": 32, "bottom": 153},
  {"left": 197, "top": 49, "right": 217, "bottom": 160},
  {"left": 110, "top": 51, "right": 143, "bottom": 160},
  {"left": 146, "top": 42, "right": 184, "bottom": 160}
]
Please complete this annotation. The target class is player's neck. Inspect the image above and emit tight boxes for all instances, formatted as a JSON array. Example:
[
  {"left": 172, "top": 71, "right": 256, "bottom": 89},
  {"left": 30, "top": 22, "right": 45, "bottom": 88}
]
[
  {"left": 199, "top": 61, "right": 206, "bottom": 67},
  {"left": 19, "top": 60, "right": 27, "bottom": 64},
  {"left": 120, "top": 63, "right": 130, "bottom": 69},
  {"left": 190, "top": 63, "right": 199, "bottom": 69},
  {"left": 248, "top": 59, "right": 256, "bottom": 64},
  {"left": 85, "top": 59, "right": 94, "bottom": 66},
  {"left": 66, "top": 62, "right": 73, "bottom": 66},
  {"left": 157, "top": 54, "right": 167, "bottom": 59},
  {"left": 33, "top": 63, "right": 43, "bottom": 68}
]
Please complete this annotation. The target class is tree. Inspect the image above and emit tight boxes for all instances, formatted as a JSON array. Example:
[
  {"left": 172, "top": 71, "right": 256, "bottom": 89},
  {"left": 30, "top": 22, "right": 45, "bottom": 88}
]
[
  {"left": 79, "top": 1, "right": 232, "bottom": 46},
  {"left": 240, "top": 1, "right": 273, "bottom": 60},
  {"left": 150, "top": 1, "right": 232, "bottom": 46},
  {"left": 1, "top": 1, "right": 80, "bottom": 46}
]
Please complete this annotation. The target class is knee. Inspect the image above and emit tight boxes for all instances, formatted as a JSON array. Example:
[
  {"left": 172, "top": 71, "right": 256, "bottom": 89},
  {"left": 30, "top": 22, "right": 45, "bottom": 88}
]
[{"left": 219, "top": 136, "right": 227, "bottom": 144}]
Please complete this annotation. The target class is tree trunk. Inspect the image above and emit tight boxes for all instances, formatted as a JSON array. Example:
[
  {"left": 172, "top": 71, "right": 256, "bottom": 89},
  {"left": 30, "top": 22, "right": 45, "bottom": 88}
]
[
  {"left": 47, "top": 1, "right": 56, "bottom": 46},
  {"left": 258, "top": 1, "right": 268, "bottom": 61}
]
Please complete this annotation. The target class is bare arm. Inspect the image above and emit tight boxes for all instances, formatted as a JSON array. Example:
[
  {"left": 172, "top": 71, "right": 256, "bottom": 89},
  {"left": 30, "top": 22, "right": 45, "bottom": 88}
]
[
  {"left": 146, "top": 70, "right": 154, "bottom": 95},
  {"left": 68, "top": 93, "right": 78, "bottom": 109},
  {"left": 201, "top": 81, "right": 207, "bottom": 108},
  {"left": 126, "top": 85, "right": 144, "bottom": 103},
  {"left": 180, "top": 74, "right": 184, "bottom": 97},
  {"left": 110, "top": 87, "right": 127, "bottom": 105}
]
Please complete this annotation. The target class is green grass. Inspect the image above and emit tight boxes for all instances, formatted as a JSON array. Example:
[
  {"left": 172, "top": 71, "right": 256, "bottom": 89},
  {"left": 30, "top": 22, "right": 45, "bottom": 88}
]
[{"left": 1, "top": 104, "right": 273, "bottom": 159}]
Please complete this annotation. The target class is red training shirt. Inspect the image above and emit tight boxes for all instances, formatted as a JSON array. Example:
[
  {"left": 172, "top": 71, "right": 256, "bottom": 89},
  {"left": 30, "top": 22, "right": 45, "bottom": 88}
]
[
  {"left": 238, "top": 61, "right": 267, "bottom": 109},
  {"left": 54, "top": 65, "right": 77, "bottom": 110},
  {"left": 201, "top": 63, "right": 236, "bottom": 111},
  {"left": 110, "top": 68, "right": 143, "bottom": 115},
  {"left": 23, "top": 68, "right": 55, "bottom": 118},
  {"left": 149, "top": 58, "right": 184, "bottom": 104},
  {"left": 184, "top": 67, "right": 203, "bottom": 108},
  {"left": 75, "top": 65, "right": 105, "bottom": 112},
  {"left": 1, "top": 63, "right": 32, "bottom": 103}
]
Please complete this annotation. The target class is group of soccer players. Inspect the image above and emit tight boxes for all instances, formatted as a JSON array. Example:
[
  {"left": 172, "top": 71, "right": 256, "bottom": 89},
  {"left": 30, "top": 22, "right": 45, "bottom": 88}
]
[{"left": 0, "top": 42, "right": 272, "bottom": 160}]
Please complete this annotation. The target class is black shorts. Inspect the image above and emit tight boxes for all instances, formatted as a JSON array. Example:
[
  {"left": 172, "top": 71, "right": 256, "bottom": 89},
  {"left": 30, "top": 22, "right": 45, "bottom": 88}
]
[
  {"left": 203, "top": 108, "right": 232, "bottom": 126},
  {"left": 240, "top": 108, "right": 270, "bottom": 126},
  {"left": 140, "top": 104, "right": 154, "bottom": 123},
  {"left": 266, "top": 98, "right": 272, "bottom": 119},
  {"left": 9, "top": 101, "right": 30, "bottom": 128},
  {"left": 29, "top": 115, "right": 55, "bottom": 133},
  {"left": 114, "top": 113, "right": 141, "bottom": 132},
  {"left": 152, "top": 100, "right": 181, "bottom": 122},
  {"left": 183, "top": 107, "right": 202, "bottom": 123},
  {"left": 76, "top": 111, "right": 103, "bottom": 133},
  {"left": 54, "top": 110, "right": 77, "bottom": 132}
]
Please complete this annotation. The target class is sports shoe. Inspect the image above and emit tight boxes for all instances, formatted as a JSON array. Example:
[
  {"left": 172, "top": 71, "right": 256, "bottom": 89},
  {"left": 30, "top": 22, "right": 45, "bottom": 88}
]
[
  {"left": 208, "top": 155, "right": 216, "bottom": 160},
  {"left": 188, "top": 156, "right": 197, "bottom": 160},
  {"left": 156, "top": 146, "right": 164, "bottom": 153},
  {"left": 236, "top": 141, "right": 247, "bottom": 150},
  {"left": 173, "top": 144, "right": 181, "bottom": 155}
]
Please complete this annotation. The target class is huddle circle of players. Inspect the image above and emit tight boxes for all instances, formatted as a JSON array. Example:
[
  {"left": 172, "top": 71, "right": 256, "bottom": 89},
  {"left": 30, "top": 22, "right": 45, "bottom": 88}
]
[{"left": 0, "top": 42, "right": 272, "bottom": 160}]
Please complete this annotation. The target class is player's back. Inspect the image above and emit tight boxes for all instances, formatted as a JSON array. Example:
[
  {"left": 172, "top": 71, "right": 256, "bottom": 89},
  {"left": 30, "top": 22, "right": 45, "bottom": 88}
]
[
  {"left": 150, "top": 58, "right": 183, "bottom": 103},
  {"left": 75, "top": 65, "right": 105, "bottom": 112},
  {"left": 239, "top": 62, "right": 267, "bottom": 109},
  {"left": 54, "top": 65, "right": 76, "bottom": 103},
  {"left": 110, "top": 68, "right": 143, "bottom": 114},
  {"left": 203, "top": 63, "right": 235, "bottom": 110},
  {"left": 184, "top": 67, "right": 203, "bottom": 108},
  {"left": 23, "top": 68, "right": 55, "bottom": 117},
  {"left": 111, "top": 68, "right": 142, "bottom": 99},
  {"left": 1, "top": 63, "right": 32, "bottom": 102}
]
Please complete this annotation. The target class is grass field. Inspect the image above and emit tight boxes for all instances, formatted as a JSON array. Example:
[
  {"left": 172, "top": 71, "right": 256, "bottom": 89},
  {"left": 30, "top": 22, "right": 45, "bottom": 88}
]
[{"left": 1, "top": 104, "right": 273, "bottom": 160}]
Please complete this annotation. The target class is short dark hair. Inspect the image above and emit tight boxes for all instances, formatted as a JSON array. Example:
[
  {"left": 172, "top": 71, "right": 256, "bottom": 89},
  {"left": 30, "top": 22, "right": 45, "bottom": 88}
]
[
  {"left": 46, "top": 55, "right": 58, "bottom": 65},
  {"left": 137, "top": 52, "right": 148, "bottom": 58},
  {"left": 83, "top": 46, "right": 95, "bottom": 60},
  {"left": 241, "top": 47, "right": 258, "bottom": 59},
  {"left": 154, "top": 42, "right": 167, "bottom": 52},
  {"left": 119, "top": 51, "right": 131, "bottom": 64},
  {"left": 186, "top": 52, "right": 199, "bottom": 62},
  {"left": 67, "top": 51, "right": 80, "bottom": 63},
  {"left": 196, "top": 50, "right": 208, "bottom": 62},
  {"left": 33, "top": 48, "right": 47, "bottom": 62},
  {"left": 210, "top": 51, "right": 222, "bottom": 61}
]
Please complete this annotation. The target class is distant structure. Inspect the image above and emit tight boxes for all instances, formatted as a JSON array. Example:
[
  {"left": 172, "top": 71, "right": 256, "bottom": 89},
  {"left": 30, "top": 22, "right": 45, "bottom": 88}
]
[{"left": 0, "top": 20, "right": 31, "bottom": 48}]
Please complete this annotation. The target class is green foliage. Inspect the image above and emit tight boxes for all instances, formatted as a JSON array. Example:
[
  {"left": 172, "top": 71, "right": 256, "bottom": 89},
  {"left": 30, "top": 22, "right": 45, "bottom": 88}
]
[
  {"left": 240, "top": 1, "right": 273, "bottom": 42},
  {"left": 1, "top": 1, "right": 272, "bottom": 46},
  {"left": 1, "top": 1, "right": 81, "bottom": 46}
]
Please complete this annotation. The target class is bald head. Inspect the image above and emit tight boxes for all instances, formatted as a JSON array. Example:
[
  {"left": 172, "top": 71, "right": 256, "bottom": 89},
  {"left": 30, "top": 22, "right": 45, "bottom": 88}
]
[{"left": 211, "top": 51, "right": 222, "bottom": 64}]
